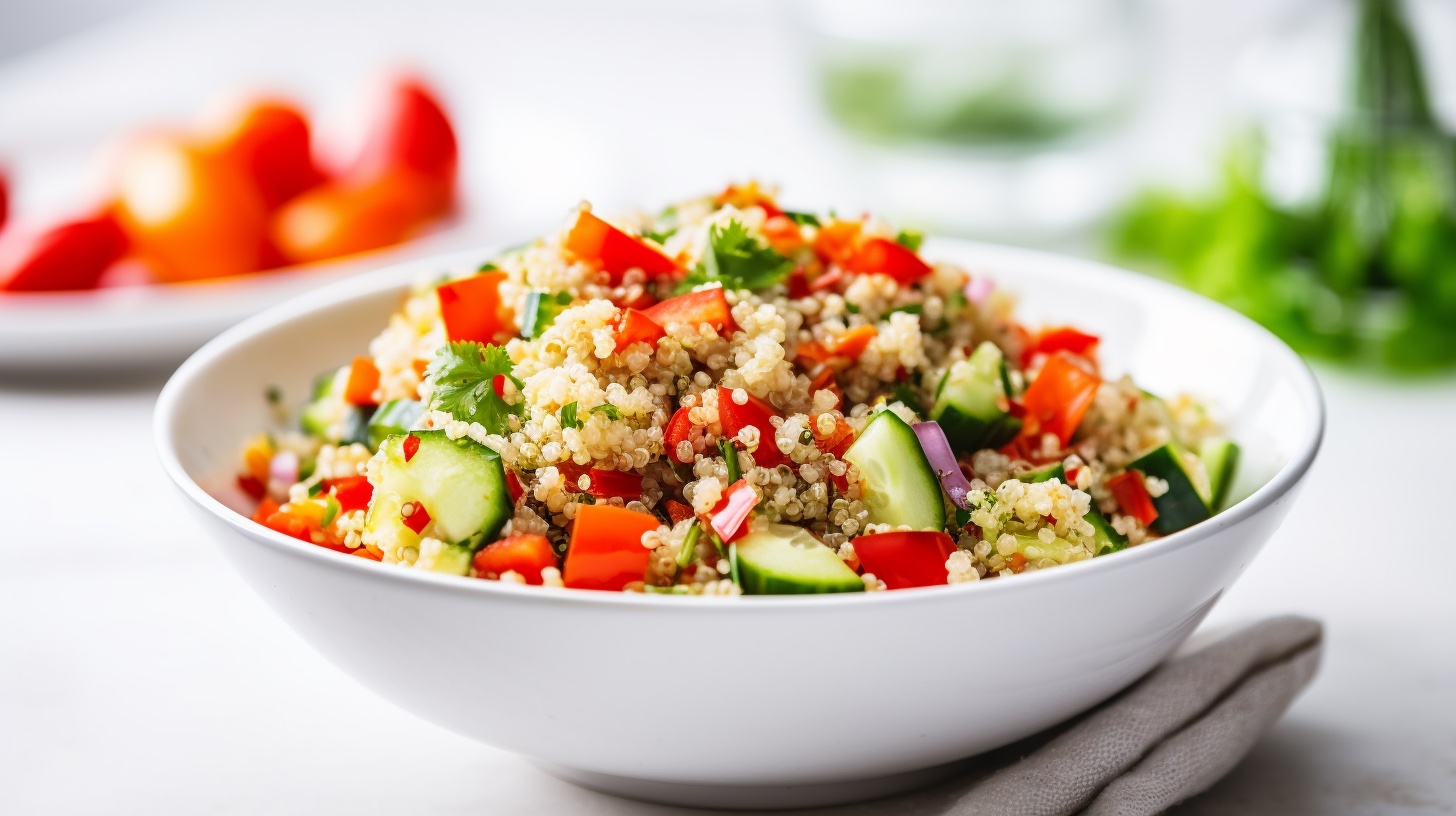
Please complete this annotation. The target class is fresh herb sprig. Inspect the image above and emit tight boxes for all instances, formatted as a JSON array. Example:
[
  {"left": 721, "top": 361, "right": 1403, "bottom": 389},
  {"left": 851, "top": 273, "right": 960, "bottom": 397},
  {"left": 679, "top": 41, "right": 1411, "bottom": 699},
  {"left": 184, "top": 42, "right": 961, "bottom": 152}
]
[
  {"left": 425, "top": 341, "right": 523, "bottom": 433},
  {"left": 677, "top": 220, "right": 793, "bottom": 293}
]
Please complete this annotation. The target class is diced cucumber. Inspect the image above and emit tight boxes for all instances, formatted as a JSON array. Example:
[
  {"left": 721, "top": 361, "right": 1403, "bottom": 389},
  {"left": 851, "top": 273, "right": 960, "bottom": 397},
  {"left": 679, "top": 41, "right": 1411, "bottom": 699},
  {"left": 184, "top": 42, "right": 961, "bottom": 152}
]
[
  {"left": 1021, "top": 462, "right": 1066, "bottom": 483},
  {"left": 368, "top": 399, "right": 425, "bottom": 449},
  {"left": 300, "top": 366, "right": 372, "bottom": 445},
  {"left": 842, "top": 410, "right": 946, "bottom": 532},
  {"left": 930, "top": 341, "right": 1022, "bottom": 453},
  {"left": 733, "top": 522, "right": 863, "bottom": 594},
  {"left": 340, "top": 407, "right": 372, "bottom": 447},
  {"left": 1086, "top": 510, "right": 1127, "bottom": 556},
  {"left": 1011, "top": 533, "right": 1082, "bottom": 565},
  {"left": 363, "top": 431, "right": 513, "bottom": 574},
  {"left": 1129, "top": 443, "right": 1211, "bottom": 535},
  {"left": 1199, "top": 438, "right": 1241, "bottom": 511}
]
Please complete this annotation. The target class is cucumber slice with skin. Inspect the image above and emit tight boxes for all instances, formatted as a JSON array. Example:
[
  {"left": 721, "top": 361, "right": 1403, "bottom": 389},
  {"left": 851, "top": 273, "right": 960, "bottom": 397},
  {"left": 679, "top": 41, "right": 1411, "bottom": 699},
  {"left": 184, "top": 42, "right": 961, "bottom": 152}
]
[
  {"left": 930, "top": 341, "right": 1022, "bottom": 454},
  {"left": 842, "top": 410, "right": 946, "bottom": 532},
  {"left": 1129, "top": 443, "right": 1211, "bottom": 535},
  {"left": 368, "top": 399, "right": 425, "bottom": 449},
  {"left": 363, "top": 431, "right": 513, "bottom": 573},
  {"left": 1086, "top": 510, "right": 1128, "bottom": 556},
  {"left": 301, "top": 368, "right": 341, "bottom": 439},
  {"left": 1199, "top": 438, "right": 1241, "bottom": 511},
  {"left": 733, "top": 523, "right": 863, "bottom": 594}
]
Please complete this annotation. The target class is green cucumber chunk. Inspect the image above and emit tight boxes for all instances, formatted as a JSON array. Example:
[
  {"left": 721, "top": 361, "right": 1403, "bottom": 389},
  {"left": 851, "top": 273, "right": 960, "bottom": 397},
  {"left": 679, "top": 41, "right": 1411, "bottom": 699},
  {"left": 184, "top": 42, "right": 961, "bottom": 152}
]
[
  {"left": 930, "top": 341, "right": 1022, "bottom": 453},
  {"left": 1199, "top": 438, "right": 1241, "bottom": 511},
  {"left": 1021, "top": 462, "right": 1066, "bottom": 483},
  {"left": 1086, "top": 510, "right": 1128, "bottom": 556},
  {"left": 368, "top": 399, "right": 425, "bottom": 449},
  {"left": 842, "top": 410, "right": 946, "bottom": 531},
  {"left": 301, "top": 368, "right": 341, "bottom": 439},
  {"left": 363, "top": 431, "right": 513, "bottom": 574},
  {"left": 733, "top": 522, "right": 863, "bottom": 595},
  {"left": 1129, "top": 443, "right": 1212, "bottom": 535}
]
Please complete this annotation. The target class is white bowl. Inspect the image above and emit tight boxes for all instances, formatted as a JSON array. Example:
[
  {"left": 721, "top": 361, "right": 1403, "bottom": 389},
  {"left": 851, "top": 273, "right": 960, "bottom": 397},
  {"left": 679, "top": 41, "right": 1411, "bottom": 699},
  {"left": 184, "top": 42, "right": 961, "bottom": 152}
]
[{"left": 155, "top": 241, "right": 1323, "bottom": 810}]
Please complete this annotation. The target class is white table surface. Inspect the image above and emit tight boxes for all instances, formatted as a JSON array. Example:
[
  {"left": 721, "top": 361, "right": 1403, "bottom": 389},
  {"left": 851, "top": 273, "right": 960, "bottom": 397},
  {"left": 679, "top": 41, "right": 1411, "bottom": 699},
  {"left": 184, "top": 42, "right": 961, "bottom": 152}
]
[{"left": 3, "top": 2, "right": 1455, "bottom": 813}]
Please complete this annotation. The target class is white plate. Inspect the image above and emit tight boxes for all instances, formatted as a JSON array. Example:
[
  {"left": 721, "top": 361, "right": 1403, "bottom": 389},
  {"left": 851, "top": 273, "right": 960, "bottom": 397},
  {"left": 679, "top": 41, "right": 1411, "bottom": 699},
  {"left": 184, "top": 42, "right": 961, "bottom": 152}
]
[{"left": 0, "top": 231, "right": 478, "bottom": 374}]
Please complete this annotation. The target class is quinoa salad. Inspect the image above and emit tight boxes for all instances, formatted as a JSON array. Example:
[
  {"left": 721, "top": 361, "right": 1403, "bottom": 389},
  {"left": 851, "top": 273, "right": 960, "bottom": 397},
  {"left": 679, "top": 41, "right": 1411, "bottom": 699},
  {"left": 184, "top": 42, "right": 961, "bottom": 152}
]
[{"left": 237, "top": 183, "right": 1242, "bottom": 595}]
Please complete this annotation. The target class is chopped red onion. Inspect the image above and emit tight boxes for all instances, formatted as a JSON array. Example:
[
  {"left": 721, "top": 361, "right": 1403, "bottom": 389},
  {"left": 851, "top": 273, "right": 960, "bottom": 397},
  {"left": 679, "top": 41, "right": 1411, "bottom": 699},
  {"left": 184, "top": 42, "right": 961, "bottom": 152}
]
[
  {"left": 912, "top": 421, "right": 973, "bottom": 509},
  {"left": 269, "top": 450, "right": 299, "bottom": 486},
  {"left": 964, "top": 276, "right": 995, "bottom": 304}
]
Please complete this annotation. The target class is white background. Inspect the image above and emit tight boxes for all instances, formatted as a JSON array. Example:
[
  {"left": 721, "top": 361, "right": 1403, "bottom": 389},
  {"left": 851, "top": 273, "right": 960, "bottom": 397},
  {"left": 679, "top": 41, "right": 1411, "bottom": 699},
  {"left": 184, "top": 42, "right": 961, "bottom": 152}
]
[{"left": 2, "top": 1, "right": 1455, "bottom": 813}]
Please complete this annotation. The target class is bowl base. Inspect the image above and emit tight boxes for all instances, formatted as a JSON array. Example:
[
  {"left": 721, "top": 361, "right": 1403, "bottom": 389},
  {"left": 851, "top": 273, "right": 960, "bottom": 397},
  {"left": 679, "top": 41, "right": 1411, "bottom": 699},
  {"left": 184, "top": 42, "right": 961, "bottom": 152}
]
[{"left": 536, "top": 760, "right": 972, "bottom": 810}]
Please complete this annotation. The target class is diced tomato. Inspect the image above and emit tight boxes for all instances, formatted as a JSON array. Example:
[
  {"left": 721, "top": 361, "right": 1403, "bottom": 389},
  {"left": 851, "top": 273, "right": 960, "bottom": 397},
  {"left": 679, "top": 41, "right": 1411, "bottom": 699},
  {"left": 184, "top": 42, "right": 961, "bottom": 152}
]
[
  {"left": 613, "top": 308, "right": 667, "bottom": 354},
  {"left": 640, "top": 287, "right": 739, "bottom": 335},
  {"left": 852, "top": 531, "right": 958, "bottom": 589},
  {"left": 717, "top": 385, "right": 787, "bottom": 468},
  {"left": 830, "top": 325, "right": 878, "bottom": 360},
  {"left": 558, "top": 462, "right": 644, "bottom": 501},
  {"left": 664, "top": 407, "right": 695, "bottom": 463},
  {"left": 564, "top": 210, "right": 678, "bottom": 283},
  {"left": 1108, "top": 470, "right": 1159, "bottom": 527},
  {"left": 813, "top": 220, "right": 861, "bottom": 266},
  {"left": 324, "top": 475, "right": 374, "bottom": 512},
  {"left": 1033, "top": 326, "right": 1100, "bottom": 364},
  {"left": 0, "top": 213, "right": 129, "bottom": 292},
  {"left": 505, "top": 470, "right": 525, "bottom": 503},
  {"left": 708, "top": 479, "right": 759, "bottom": 542},
  {"left": 352, "top": 77, "right": 457, "bottom": 215},
  {"left": 341, "top": 356, "right": 379, "bottom": 405},
  {"left": 436, "top": 270, "right": 510, "bottom": 344},
  {"left": 400, "top": 500, "right": 431, "bottom": 534},
  {"left": 665, "top": 500, "right": 695, "bottom": 525},
  {"left": 562, "top": 504, "right": 660, "bottom": 591},
  {"left": 1018, "top": 353, "right": 1101, "bottom": 447},
  {"left": 811, "top": 414, "right": 855, "bottom": 459},
  {"left": 237, "top": 474, "right": 267, "bottom": 501},
  {"left": 269, "top": 170, "right": 441, "bottom": 265},
  {"left": 473, "top": 534, "right": 558, "bottom": 584},
  {"left": 208, "top": 98, "right": 325, "bottom": 209},
  {"left": 846, "top": 237, "right": 931, "bottom": 284}
]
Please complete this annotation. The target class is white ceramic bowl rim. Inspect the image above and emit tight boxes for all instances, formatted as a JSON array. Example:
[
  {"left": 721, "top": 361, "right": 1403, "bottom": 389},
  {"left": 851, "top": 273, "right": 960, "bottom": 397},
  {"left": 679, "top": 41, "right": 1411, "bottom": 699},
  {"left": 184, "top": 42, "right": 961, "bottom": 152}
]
[{"left": 154, "top": 242, "right": 1325, "bottom": 611}]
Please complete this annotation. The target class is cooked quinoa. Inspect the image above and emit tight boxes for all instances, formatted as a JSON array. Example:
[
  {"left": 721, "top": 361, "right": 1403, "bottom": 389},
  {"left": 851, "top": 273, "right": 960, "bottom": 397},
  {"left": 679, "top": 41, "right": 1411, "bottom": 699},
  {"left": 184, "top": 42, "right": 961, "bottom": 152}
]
[{"left": 237, "top": 183, "right": 1241, "bottom": 595}]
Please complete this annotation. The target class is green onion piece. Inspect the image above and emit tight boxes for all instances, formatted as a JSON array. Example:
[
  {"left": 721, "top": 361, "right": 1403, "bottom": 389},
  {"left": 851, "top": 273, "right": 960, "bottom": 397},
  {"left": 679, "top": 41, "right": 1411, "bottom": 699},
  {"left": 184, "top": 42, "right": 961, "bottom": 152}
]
[
  {"left": 677, "top": 521, "right": 702, "bottom": 568},
  {"left": 718, "top": 438, "right": 741, "bottom": 483}
]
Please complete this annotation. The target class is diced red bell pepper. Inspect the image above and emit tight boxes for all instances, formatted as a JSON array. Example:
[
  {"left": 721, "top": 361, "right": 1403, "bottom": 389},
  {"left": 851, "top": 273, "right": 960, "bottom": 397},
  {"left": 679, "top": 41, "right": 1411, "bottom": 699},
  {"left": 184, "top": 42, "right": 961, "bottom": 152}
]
[
  {"left": 1019, "top": 353, "right": 1101, "bottom": 447},
  {"left": 786, "top": 267, "right": 811, "bottom": 299},
  {"left": 613, "top": 308, "right": 667, "bottom": 354},
  {"left": 665, "top": 499, "right": 695, "bottom": 525},
  {"left": 473, "top": 534, "right": 558, "bottom": 584},
  {"left": 353, "top": 547, "right": 384, "bottom": 561},
  {"left": 763, "top": 216, "right": 805, "bottom": 256},
  {"left": 808, "top": 265, "right": 845, "bottom": 292},
  {"left": 852, "top": 531, "right": 958, "bottom": 590},
  {"left": 562, "top": 504, "right": 660, "bottom": 591},
  {"left": 796, "top": 340, "right": 833, "bottom": 365},
  {"left": 708, "top": 479, "right": 759, "bottom": 542},
  {"left": 1033, "top": 326, "right": 1100, "bottom": 361},
  {"left": 813, "top": 220, "right": 861, "bottom": 267},
  {"left": 323, "top": 475, "right": 374, "bottom": 512},
  {"left": 845, "top": 237, "right": 932, "bottom": 284},
  {"left": 402, "top": 432, "right": 421, "bottom": 462},
  {"left": 559, "top": 462, "right": 644, "bottom": 500},
  {"left": 717, "top": 385, "right": 787, "bottom": 468},
  {"left": 714, "top": 183, "right": 784, "bottom": 219},
  {"left": 665, "top": 406, "right": 695, "bottom": 463},
  {"left": 237, "top": 474, "right": 267, "bottom": 501},
  {"left": 811, "top": 414, "right": 855, "bottom": 459},
  {"left": 436, "top": 270, "right": 510, "bottom": 344},
  {"left": 343, "top": 356, "right": 380, "bottom": 405},
  {"left": 0, "top": 212, "right": 128, "bottom": 292},
  {"left": 1108, "top": 470, "right": 1159, "bottom": 527},
  {"left": 641, "top": 287, "right": 739, "bottom": 335},
  {"left": 400, "top": 500, "right": 431, "bottom": 534},
  {"left": 564, "top": 210, "right": 679, "bottom": 283},
  {"left": 505, "top": 470, "right": 525, "bottom": 503},
  {"left": 251, "top": 498, "right": 281, "bottom": 524}
]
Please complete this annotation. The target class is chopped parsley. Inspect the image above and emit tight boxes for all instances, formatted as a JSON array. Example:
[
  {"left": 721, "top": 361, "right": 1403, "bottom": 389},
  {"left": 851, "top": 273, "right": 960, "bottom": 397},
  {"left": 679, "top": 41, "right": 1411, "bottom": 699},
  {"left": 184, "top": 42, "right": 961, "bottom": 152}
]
[
  {"left": 477, "top": 261, "right": 499, "bottom": 272},
  {"left": 845, "top": 302, "right": 861, "bottom": 314},
  {"left": 424, "top": 341, "right": 523, "bottom": 434},
  {"left": 882, "top": 303, "right": 924, "bottom": 320},
  {"left": 560, "top": 401, "right": 583, "bottom": 430},
  {"left": 590, "top": 404, "right": 623, "bottom": 420},
  {"left": 782, "top": 210, "right": 821, "bottom": 227},
  {"left": 895, "top": 228, "right": 924, "bottom": 252},
  {"left": 677, "top": 220, "right": 793, "bottom": 293},
  {"left": 643, "top": 227, "right": 677, "bottom": 245}
]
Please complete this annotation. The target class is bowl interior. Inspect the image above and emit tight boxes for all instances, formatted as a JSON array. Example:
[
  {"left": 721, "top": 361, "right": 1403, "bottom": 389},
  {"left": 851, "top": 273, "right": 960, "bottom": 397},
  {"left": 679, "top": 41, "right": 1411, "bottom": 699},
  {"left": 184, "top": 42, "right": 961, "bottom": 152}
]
[{"left": 163, "top": 241, "right": 1320, "bottom": 545}]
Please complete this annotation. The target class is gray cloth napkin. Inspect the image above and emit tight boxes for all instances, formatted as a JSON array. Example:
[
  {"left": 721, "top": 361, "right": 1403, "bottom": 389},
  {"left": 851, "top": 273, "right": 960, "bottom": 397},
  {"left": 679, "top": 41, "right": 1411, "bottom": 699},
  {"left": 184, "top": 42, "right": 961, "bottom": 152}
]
[{"left": 818, "top": 616, "right": 1323, "bottom": 816}]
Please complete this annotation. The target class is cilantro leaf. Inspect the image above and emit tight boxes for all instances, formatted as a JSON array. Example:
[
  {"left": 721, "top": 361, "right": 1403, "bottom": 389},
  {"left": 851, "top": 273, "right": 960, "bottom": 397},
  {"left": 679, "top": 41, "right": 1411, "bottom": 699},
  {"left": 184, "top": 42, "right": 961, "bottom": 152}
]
[
  {"left": 590, "top": 404, "right": 623, "bottom": 420},
  {"left": 895, "top": 229, "right": 924, "bottom": 252},
  {"left": 478, "top": 261, "right": 499, "bottom": 272},
  {"left": 782, "top": 210, "right": 821, "bottom": 227},
  {"left": 425, "top": 342, "right": 523, "bottom": 433},
  {"left": 643, "top": 227, "right": 678, "bottom": 245},
  {"left": 677, "top": 220, "right": 793, "bottom": 293},
  {"left": 560, "top": 401, "right": 582, "bottom": 430}
]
